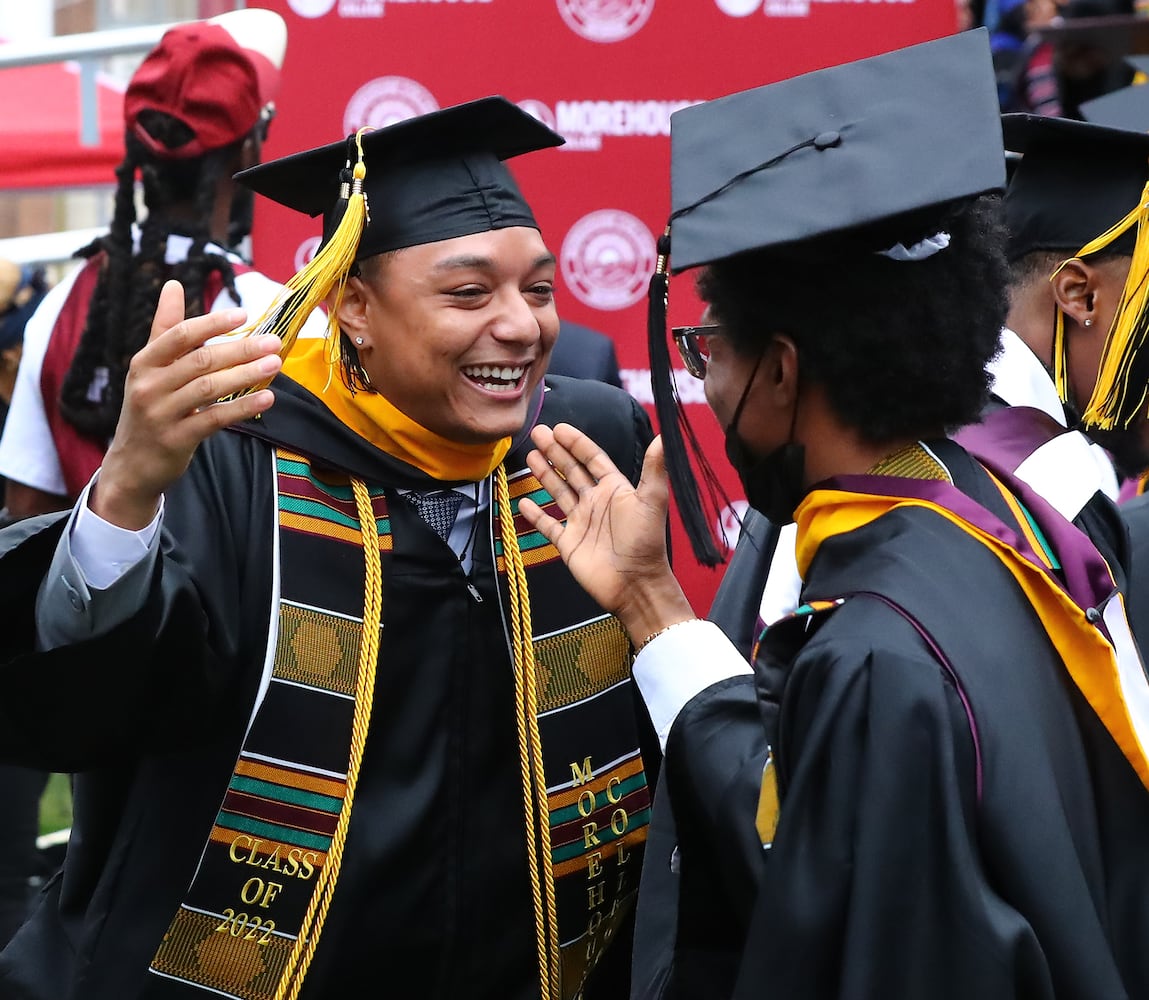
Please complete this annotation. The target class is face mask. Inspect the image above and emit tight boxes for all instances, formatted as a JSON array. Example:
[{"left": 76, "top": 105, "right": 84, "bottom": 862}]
[
  {"left": 724, "top": 434, "right": 807, "bottom": 526},
  {"left": 721, "top": 347, "right": 807, "bottom": 525}
]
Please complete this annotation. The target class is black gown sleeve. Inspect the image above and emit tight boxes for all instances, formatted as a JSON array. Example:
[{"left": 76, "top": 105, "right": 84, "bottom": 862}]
[
  {"left": 0, "top": 431, "right": 276, "bottom": 769},
  {"left": 733, "top": 634, "right": 1052, "bottom": 1000}
]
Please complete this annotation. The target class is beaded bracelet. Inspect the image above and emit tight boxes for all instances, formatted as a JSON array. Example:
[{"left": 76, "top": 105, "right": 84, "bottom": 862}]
[{"left": 634, "top": 618, "right": 701, "bottom": 656}]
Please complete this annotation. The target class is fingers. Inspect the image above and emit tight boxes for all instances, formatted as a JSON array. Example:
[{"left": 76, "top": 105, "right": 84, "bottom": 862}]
[
  {"left": 528, "top": 422, "right": 621, "bottom": 501},
  {"left": 638, "top": 435, "right": 670, "bottom": 507},
  {"left": 551, "top": 422, "right": 625, "bottom": 486},
  {"left": 525, "top": 441, "right": 575, "bottom": 515},
  {"left": 150, "top": 280, "right": 186, "bottom": 343},
  {"left": 143, "top": 280, "right": 253, "bottom": 370},
  {"left": 517, "top": 496, "right": 562, "bottom": 545}
]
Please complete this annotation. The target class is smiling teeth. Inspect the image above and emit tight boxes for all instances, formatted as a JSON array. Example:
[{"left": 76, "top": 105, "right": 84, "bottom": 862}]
[{"left": 463, "top": 364, "right": 525, "bottom": 382}]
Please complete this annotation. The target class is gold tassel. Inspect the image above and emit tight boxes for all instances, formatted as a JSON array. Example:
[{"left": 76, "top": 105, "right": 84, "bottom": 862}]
[
  {"left": 1051, "top": 177, "right": 1149, "bottom": 430},
  {"left": 235, "top": 127, "right": 374, "bottom": 395}
]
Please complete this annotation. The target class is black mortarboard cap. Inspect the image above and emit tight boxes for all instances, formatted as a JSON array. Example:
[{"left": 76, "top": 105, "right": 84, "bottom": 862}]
[
  {"left": 1079, "top": 76, "right": 1149, "bottom": 132},
  {"left": 1002, "top": 112, "right": 1149, "bottom": 261},
  {"left": 665, "top": 28, "right": 1005, "bottom": 275},
  {"left": 650, "top": 29, "right": 1005, "bottom": 569},
  {"left": 236, "top": 95, "right": 564, "bottom": 259}
]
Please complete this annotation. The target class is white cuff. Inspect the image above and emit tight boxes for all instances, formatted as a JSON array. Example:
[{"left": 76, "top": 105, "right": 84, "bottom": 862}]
[{"left": 71, "top": 472, "right": 162, "bottom": 590}]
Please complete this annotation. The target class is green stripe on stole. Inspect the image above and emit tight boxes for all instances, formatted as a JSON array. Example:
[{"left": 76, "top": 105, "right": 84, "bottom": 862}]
[{"left": 147, "top": 454, "right": 650, "bottom": 999}]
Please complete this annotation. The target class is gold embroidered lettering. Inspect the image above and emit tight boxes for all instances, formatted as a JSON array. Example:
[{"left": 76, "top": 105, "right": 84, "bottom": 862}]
[
  {"left": 260, "top": 848, "right": 283, "bottom": 872},
  {"left": 587, "top": 852, "right": 603, "bottom": 879},
  {"left": 571, "top": 757, "right": 595, "bottom": 786},
  {"left": 258, "top": 881, "right": 284, "bottom": 909},
  {"left": 587, "top": 882, "right": 606, "bottom": 909},
  {"left": 617, "top": 843, "right": 631, "bottom": 866},
  {"left": 583, "top": 822, "right": 601, "bottom": 849},
  {"left": 577, "top": 789, "right": 596, "bottom": 817},
  {"left": 297, "top": 851, "right": 318, "bottom": 881},
  {"left": 240, "top": 878, "right": 266, "bottom": 905},
  {"left": 229, "top": 835, "right": 254, "bottom": 863},
  {"left": 610, "top": 808, "right": 628, "bottom": 836},
  {"left": 606, "top": 775, "right": 622, "bottom": 803}
]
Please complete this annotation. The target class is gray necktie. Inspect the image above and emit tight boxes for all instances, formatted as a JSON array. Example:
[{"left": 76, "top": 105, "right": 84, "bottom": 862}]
[{"left": 408, "top": 490, "right": 465, "bottom": 543}]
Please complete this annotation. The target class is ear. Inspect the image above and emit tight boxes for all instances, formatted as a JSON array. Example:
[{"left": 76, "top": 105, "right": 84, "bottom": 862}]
[
  {"left": 332, "top": 276, "right": 370, "bottom": 343},
  {"left": 763, "top": 334, "right": 800, "bottom": 406},
  {"left": 1049, "top": 258, "right": 1097, "bottom": 330}
]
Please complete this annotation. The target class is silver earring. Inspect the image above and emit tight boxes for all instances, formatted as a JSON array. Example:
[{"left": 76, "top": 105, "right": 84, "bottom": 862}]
[
  {"left": 1084, "top": 318, "right": 1093, "bottom": 328},
  {"left": 355, "top": 336, "right": 364, "bottom": 345}
]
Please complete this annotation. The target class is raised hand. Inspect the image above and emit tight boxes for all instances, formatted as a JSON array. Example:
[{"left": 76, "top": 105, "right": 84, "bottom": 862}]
[
  {"left": 519, "top": 422, "right": 695, "bottom": 645},
  {"left": 91, "top": 280, "right": 283, "bottom": 530}
]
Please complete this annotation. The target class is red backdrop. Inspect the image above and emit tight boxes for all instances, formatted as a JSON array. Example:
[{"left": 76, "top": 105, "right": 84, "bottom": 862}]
[{"left": 251, "top": 0, "right": 961, "bottom": 612}]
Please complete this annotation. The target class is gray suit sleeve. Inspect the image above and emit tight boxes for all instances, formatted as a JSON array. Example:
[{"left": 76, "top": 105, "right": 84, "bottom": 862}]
[{"left": 36, "top": 507, "right": 160, "bottom": 651}]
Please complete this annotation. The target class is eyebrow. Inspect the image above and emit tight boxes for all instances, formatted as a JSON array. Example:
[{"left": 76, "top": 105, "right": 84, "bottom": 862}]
[{"left": 431, "top": 252, "right": 557, "bottom": 274}]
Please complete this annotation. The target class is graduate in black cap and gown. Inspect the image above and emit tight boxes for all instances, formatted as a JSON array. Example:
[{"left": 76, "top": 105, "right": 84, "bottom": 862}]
[
  {"left": 0, "top": 97, "right": 656, "bottom": 1000},
  {"left": 515, "top": 29, "right": 1149, "bottom": 1000}
]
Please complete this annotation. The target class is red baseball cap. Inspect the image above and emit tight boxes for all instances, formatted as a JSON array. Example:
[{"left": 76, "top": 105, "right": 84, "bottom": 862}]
[{"left": 124, "top": 8, "right": 286, "bottom": 161}]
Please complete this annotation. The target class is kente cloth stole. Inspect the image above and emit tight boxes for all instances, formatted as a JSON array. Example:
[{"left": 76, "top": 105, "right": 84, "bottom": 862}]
[
  {"left": 496, "top": 468, "right": 652, "bottom": 999},
  {"left": 146, "top": 452, "right": 650, "bottom": 1000}
]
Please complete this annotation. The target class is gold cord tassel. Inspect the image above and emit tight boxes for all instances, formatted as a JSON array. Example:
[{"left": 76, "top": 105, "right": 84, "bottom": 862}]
[
  {"left": 275, "top": 476, "right": 382, "bottom": 1000},
  {"left": 236, "top": 127, "right": 374, "bottom": 395},
  {"left": 498, "top": 466, "right": 561, "bottom": 999},
  {"left": 1051, "top": 178, "right": 1149, "bottom": 429}
]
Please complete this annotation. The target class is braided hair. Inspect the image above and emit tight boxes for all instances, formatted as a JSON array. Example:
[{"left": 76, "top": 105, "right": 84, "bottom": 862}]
[{"left": 59, "top": 110, "right": 247, "bottom": 441}]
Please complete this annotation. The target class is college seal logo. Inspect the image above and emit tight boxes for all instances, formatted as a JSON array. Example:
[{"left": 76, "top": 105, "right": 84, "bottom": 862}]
[
  {"left": 343, "top": 76, "right": 439, "bottom": 134},
  {"left": 556, "top": 0, "right": 656, "bottom": 42},
  {"left": 560, "top": 210, "right": 656, "bottom": 311}
]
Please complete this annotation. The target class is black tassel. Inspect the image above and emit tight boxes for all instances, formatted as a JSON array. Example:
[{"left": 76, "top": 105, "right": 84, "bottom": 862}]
[{"left": 647, "top": 232, "right": 726, "bottom": 568}]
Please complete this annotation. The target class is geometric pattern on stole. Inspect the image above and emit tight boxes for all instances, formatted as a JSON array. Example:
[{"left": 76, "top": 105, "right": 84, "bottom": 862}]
[
  {"left": 149, "top": 604, "right": 363, "bottom": 1000},
  {"left": 533, "top": 616, "right": 652, "bottom": 998},
  {"left": 148, "top": 450, "right": 381, "bottom": 999}
]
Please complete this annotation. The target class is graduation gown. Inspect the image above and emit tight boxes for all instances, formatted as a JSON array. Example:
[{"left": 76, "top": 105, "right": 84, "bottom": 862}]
[
  {"left": 0, "top": 373, "right": 656, "bottom": 1000},
  {"left": 638, "top": 440, "right": 1149, "bottom": 1000}
]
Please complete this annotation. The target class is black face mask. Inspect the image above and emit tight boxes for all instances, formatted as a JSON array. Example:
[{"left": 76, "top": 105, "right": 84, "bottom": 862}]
[
  {"left": 724, "top": 434, "right": 807, "bottom": 526},
  {"left": 722, "top": 350, "right": 807, "bottom": 525}
]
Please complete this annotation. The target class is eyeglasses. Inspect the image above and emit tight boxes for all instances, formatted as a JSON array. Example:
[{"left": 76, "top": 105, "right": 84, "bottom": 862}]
[{"left": 672, "top": 324, "right": 722, "bottom": 379}]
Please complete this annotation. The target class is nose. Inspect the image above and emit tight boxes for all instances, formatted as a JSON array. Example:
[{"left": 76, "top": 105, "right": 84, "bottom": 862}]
[{"left": 490, "top": 288, "right": 545, "bottom": 344}]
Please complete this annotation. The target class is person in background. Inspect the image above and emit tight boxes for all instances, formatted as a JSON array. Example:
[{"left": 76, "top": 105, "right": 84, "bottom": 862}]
[
  {"left": 0, "top": 7, "right": 324, "bottom": 522},
  {"left": 0, "top": 96, "right": 656, "bottom": 1000},
  {"left": 550, "top": 320, "right": 624, "bottom": 387},
  {"left": 967, "top": 112, "right": 1149, "bottom": 588},
  {"left": 0, "top": 261, "right": 47, "bottom": 503},
  {"left": 518, "top": 29, "right": 1149, "bottom": 999},
  {"left": 0, "top": 258, "right": 50, "bottom": 951}
]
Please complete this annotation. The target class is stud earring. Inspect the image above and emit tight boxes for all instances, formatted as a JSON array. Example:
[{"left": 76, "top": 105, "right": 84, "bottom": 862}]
[
  {"left": 1084, "top": 318, "right": 1093, "bottom": 328},
  {"left": 355, "top": 336, "right": 364, "bottom": 345}
]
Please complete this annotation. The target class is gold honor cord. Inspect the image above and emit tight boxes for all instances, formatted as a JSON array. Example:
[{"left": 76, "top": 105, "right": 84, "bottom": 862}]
[
  {"left": 497, "top": 465, "right": 561, "bottom": 999},
  {"left": 234, "top": 126, "right": 375, "bottom": 397},
  {"left": 1051, "top": 177, "right": 1149, "bottom": 429},
  {"left": 274, "top": 476, "right": 383, "bottom": 1000}
]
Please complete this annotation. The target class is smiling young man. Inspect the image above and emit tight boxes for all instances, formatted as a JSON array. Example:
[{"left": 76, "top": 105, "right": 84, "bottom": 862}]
[{"left": 0, "top": 97, "right": 655, "bottom": 1000}]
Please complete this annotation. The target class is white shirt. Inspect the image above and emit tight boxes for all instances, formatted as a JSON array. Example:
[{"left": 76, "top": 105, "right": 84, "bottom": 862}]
[{"left": 986, "top": 327, "right": 1120, "bottom": 517}]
